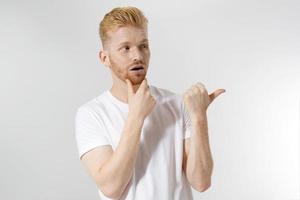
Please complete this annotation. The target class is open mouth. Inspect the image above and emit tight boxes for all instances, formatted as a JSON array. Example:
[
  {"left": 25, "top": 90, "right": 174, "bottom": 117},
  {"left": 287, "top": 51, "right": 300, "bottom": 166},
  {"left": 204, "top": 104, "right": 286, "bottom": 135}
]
[{"left": 130, "top": 66, "right": 144, "bottom": 71}]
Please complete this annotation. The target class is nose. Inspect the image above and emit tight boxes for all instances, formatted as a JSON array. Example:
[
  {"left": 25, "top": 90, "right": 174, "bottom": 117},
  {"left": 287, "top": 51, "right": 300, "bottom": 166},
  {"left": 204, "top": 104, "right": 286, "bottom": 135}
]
[{"left": 131, "top": 47, "right": 143, "bottom": 62}]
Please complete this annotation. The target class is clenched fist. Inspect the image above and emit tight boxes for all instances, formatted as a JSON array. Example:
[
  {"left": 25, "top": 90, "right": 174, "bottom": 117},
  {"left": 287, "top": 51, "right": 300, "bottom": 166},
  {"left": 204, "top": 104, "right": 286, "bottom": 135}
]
[
  {"left": 126, "top": 78, "right": 156, "bottom": 120},
  {"left": 183, "top": 82, "right": 225, "bottom": 120}
]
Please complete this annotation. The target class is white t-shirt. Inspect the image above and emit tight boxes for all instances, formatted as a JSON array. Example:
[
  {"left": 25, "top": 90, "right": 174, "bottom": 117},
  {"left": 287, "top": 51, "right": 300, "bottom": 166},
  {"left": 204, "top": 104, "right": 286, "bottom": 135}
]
[{"left": 75, "top": 85, "right": 193, "bottom": 200}]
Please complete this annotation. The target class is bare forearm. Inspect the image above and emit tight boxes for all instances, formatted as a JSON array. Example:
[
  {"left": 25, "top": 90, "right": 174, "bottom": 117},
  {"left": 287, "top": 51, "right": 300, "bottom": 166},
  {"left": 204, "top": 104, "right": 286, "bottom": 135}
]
[
  {"left": 98, "top": 113, "right": 144, "bottom": 197},
  {"left": 186, "top": 114, "right": 213, "bottom": 190}
]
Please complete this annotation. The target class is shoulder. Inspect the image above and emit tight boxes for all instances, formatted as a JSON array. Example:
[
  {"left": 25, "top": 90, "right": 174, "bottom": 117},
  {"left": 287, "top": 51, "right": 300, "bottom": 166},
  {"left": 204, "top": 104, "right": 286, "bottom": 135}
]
[{"left": 76, "top": 91, "right": 109, "bottom": 116}]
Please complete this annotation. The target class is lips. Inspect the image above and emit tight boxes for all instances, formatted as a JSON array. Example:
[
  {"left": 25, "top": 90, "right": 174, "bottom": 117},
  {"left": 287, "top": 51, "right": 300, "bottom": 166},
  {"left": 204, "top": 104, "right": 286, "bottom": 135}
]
[
  {"left": 130, "top": 65, "right": 144, "bottom": 71},
  {"left": 129, "top": 65, "right": 146, "bottom": 75}
]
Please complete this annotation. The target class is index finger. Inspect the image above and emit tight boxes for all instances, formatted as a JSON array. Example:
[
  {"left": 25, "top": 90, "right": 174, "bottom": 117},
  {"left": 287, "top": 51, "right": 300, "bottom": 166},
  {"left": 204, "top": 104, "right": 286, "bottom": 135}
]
[
  {"left": 126, "top": 79, "right": 134, "bottom": 97},
  {"left": 137, "top": 79, "right": 148, "bottom": 93}
]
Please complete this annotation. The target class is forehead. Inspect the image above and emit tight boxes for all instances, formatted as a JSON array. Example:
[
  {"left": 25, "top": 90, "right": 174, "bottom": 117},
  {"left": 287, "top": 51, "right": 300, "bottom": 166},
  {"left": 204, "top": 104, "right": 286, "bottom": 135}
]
[{"left": 107, "top": 26, "right": 148, "bottom": 46}]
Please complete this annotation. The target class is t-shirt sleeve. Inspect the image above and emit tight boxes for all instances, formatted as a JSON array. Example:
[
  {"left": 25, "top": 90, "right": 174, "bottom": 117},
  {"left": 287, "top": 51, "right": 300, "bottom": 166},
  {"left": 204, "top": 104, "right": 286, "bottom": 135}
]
[
  {"left": 182, "top": 98, "right": 192, "bottom": 139},
  {"left": 75, "top": 107, "right": 111, "bottom": 160}
]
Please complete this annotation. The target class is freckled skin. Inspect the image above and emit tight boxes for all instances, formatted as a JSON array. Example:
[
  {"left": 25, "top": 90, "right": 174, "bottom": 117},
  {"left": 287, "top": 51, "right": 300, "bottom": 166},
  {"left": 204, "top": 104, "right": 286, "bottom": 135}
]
[{"left": 109, "top": 52, "right": 146, "bottom": 85}]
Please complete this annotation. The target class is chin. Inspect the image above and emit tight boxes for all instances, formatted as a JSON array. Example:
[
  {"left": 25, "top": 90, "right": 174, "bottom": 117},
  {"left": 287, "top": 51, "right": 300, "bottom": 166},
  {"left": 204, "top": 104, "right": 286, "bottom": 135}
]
[
  {"left": 132, "top": 76, "right": 145, "bottom": 85},
  {"left": 128, "top": 75, "right": 147, "bottom": 85}
]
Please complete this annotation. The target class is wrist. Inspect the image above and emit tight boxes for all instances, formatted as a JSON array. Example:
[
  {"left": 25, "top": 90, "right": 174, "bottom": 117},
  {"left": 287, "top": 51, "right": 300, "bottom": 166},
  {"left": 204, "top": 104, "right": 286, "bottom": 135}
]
[
  {"left": 127, "top": 112, "right": 145, "bottom": 124},
  {"left": 190, "top": 112, "right": 207, "bottom": 123}
]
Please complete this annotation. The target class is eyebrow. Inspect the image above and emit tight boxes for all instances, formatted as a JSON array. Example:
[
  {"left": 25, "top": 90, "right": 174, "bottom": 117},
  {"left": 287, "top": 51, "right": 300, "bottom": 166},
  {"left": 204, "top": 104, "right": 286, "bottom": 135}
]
[{"left": 118, "top": 39, "right": 148, "bottom": 46}]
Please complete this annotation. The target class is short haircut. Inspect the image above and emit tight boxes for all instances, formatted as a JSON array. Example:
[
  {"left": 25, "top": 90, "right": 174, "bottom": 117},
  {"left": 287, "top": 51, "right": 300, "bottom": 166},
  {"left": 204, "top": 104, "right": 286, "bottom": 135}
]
[{"left": 99, "top": 6, "right": 148, "bottom": 48}]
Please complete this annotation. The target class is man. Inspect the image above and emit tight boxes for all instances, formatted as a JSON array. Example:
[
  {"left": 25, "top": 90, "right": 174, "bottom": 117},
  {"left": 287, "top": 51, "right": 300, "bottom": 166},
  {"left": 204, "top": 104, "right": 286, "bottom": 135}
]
[{"left": 75, "top": 6, "right": 225, "bottom": 200}]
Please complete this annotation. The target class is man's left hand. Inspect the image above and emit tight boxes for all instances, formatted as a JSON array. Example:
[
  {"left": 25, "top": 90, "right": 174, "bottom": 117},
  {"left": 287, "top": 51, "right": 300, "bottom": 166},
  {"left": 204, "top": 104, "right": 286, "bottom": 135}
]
[{"left": 183, "top": 82, "right": 226, "bottom": 120}]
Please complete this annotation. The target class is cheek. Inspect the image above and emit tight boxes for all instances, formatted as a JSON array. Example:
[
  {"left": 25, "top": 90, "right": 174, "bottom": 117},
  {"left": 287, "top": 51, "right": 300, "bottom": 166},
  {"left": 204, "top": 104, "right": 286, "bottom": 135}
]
[
  {"left": 110, "top": 57, "right": 127, "bottom": 75},
  {"left": 110, "top": 54, "right": 140, "bottom": 81},
  {"left": 117, "top": 68, "right": 127, "bottom": 77},
  {"left": 114, "top": 66, "right": 129, "bottom": 80}
]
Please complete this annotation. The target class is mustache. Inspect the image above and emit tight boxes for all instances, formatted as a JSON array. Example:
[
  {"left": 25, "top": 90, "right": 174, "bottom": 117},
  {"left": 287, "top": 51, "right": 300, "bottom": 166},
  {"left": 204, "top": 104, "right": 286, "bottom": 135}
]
[{"left": 130, "top": 61, "right": 145, "bottom": 66}]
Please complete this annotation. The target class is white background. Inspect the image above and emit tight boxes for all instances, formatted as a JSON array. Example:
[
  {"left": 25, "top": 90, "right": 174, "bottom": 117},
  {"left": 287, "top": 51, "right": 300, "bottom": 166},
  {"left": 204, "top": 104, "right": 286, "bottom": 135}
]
[{"left": 0, "top": 0, "right": 299, "bottom": 199}]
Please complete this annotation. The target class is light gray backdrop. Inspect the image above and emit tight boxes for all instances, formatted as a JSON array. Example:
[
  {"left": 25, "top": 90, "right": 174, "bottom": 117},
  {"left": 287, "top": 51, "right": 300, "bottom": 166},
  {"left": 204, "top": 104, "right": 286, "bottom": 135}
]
[{"left": 1, "top": 0, "right": 299, "bottom": 199}]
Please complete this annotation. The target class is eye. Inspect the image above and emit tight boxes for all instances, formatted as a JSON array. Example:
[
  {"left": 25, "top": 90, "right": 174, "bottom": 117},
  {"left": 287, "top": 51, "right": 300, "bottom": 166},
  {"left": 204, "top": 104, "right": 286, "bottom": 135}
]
[
  {"left": 120, "top": 46, "right": 130, "bottom": 52},
  {"left": 142, "top": 44, "right": 148, "bottom": 49}
]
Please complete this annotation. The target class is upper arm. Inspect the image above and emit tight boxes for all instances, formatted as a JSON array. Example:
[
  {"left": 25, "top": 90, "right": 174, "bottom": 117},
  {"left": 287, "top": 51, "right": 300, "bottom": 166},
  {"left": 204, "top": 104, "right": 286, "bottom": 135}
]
[
  {"left": 80, "top": 145, "right": 113, "bottom": 187},
  {"left": 182, "top": 138, "right": 190, "bottom": 174},
  {"left": 75, "top": 107, "right": 112, "bottom": 184}
]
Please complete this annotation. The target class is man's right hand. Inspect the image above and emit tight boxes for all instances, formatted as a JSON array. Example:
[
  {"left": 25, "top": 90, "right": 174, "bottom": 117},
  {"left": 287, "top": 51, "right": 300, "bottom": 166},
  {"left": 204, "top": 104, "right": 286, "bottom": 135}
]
[{"left": 126, "top": 78, "right": 156, "bottom": 120}]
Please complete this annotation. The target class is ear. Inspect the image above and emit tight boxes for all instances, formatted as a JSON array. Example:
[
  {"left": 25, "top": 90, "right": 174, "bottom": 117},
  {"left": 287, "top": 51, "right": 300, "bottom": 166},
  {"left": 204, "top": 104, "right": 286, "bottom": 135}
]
[{"left": 99, "top": 50, "right": 111, "bottom": 68}]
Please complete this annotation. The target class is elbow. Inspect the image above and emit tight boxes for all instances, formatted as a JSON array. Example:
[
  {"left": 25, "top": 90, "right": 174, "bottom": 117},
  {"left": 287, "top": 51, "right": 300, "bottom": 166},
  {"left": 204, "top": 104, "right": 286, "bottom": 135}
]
[
  {"left": 199, "top": 182, "right": 211, "bottom": 192},
  {"left": 96, "top": 175, "right": 123, "bottom": 199},
  {"left": 99, "top": 184, "right": 122, "bottom": 199},
  {"left": 192, "top": 180, "right": 211, "bottom": 192},
  {"left": 95, "top": 169, "right": 123, "bottom": 199},
  {"left": 187, "top": 173, "right": 211, "bottom": 193},
  {"left": 187, "top": 166, "right": 213, "bottom": 192}
]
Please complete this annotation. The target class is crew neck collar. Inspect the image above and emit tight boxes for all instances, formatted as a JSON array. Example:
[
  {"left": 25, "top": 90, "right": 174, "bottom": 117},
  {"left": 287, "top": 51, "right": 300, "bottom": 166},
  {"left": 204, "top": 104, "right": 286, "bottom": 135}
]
[{"left": 106, "top": 89, "right": 128, "bottom": 110}]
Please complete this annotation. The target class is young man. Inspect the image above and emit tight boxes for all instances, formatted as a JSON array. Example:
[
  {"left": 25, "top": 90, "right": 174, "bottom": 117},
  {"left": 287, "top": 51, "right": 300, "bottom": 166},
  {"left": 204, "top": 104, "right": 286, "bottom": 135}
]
[{"left": 75, "top": 6, "right": 225, "bottom": 200}]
